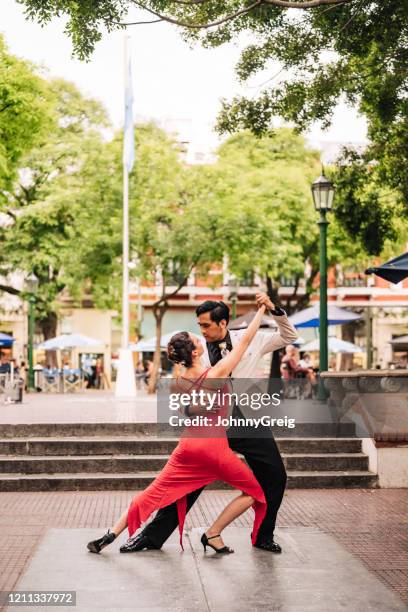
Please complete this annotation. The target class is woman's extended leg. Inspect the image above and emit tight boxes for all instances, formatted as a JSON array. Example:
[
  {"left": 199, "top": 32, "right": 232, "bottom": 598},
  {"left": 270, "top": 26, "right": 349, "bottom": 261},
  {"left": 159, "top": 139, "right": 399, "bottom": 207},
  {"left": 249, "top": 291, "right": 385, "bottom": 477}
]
[
  {"left": 87, "top": 508, "right": 129, "bottom": 554},
  {"left": 204, "top": 492, "right": 254, "bottom": 550},
  {"left": 111, "top": 508, "right": 128, "bottom": 536},
  {"left": 205, "top": 448, "right": 267, "bottom": 550}
]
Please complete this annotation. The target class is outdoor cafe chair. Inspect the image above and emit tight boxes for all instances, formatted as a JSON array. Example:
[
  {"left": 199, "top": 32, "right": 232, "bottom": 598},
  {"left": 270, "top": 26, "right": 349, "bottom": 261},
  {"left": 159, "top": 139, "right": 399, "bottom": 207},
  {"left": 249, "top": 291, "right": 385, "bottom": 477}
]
[
  {"left": 41, "top": 368, "right": 61, "bottom": 393},
  {"left": 0, "top": 373, "right": 8, "bottom": 395},
  {"left": 62, "top": 368, "right": 83, "bottom": 393}
]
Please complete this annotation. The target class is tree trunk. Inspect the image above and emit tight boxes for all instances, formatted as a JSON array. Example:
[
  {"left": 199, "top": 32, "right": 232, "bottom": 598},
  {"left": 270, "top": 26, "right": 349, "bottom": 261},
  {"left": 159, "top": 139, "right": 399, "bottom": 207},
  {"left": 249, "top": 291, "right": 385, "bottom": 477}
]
[
  {"left": 266, "top": 275, "right": 280, "bottom": 307},
  {"left": 39, "top": 311, "right": 58, "bottom": 367},
  {"left": 339, "top": 321, "right": 357, "bottom": 371},
  {"left": 267, "top": 276, "right": 284, "bottom": 392},
  {"left": 147, "top": 303, "right": 166, "bottom": 394}
]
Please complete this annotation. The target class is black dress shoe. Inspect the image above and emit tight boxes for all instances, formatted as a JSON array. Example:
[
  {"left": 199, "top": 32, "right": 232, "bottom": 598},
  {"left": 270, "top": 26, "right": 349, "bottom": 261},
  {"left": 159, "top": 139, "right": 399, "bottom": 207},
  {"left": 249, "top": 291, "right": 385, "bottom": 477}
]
[
  {"left": 254, "top": 539, "right": 282, "bottom": 553},
  {"left": 87, "top": 530, "right": 116, "bottom": 554},
  {"left": 119, "top": 533, "right": 159, "bottom": 553}
]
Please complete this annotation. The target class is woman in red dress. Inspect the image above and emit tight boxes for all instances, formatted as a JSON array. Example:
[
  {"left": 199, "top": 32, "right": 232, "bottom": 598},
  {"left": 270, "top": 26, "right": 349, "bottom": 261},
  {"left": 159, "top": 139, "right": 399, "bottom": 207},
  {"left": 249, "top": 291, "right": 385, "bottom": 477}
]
[{"left": 87, "top": 305, "right": 267, "bottom": 555}]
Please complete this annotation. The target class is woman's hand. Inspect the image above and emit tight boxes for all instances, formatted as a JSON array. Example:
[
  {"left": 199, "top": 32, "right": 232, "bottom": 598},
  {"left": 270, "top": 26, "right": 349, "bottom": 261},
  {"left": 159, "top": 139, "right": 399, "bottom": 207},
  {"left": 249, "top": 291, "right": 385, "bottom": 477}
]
[{"left": 256, "top": 292, "right": 275, "bottom": 311}]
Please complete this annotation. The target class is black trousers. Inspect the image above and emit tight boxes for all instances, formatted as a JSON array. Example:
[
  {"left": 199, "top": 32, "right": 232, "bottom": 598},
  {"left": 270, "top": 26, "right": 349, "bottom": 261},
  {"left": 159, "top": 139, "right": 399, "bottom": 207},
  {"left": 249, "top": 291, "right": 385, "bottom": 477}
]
[{"left": 141, "top": 429, "right": 287, "bottom": 548}]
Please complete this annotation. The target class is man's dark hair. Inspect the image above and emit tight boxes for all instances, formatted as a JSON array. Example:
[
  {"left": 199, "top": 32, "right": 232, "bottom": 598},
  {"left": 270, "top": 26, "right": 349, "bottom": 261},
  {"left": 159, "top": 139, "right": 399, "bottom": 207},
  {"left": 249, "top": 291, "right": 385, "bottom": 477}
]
[{"left": 195, "top": 301, "right": 230, "bottom": 325}]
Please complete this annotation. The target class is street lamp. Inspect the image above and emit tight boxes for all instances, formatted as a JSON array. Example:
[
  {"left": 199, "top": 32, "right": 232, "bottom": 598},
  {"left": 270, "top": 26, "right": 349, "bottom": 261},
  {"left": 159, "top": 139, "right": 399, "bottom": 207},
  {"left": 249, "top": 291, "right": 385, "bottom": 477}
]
[
  {"left": 25, "top": 273, "right": 39, "bottom": 391},
  {"left": 311, "top": 170, "right": 335, "bottom": 400},
  {"left": 228, "top": 275, "right": 239, "bottom": 320}
]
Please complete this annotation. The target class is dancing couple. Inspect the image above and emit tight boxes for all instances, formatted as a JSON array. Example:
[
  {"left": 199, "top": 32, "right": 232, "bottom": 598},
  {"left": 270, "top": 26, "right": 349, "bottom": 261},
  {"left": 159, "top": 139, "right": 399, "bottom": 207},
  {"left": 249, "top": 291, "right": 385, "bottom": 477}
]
[{"left": 87, "top": 292, "right": 297, "bottom": 555}]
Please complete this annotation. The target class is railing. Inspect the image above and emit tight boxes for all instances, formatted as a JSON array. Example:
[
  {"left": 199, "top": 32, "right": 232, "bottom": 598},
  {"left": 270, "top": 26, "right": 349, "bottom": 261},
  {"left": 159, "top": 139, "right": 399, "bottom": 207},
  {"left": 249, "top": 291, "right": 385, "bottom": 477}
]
[{"left": 342, "top": 275, "right": 368, "bottom": 287}]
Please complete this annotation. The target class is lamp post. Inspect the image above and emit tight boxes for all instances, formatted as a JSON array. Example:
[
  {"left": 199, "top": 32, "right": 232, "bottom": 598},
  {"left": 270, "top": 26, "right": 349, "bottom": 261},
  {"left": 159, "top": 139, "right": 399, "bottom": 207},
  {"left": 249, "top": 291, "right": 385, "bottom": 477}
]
[
  {"left": 25, "top": 273, "right": 39, "bottom": 391},
  {"left": 311, "top": 171, "right": 335, "bottom": 400}
]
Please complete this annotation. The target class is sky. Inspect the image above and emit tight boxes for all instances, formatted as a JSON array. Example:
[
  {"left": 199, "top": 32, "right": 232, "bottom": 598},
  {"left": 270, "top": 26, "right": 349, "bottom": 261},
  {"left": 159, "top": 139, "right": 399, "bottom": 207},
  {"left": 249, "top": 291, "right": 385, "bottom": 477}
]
[{"left": 2, "top": 0, "right": 368, "bottom": 160}]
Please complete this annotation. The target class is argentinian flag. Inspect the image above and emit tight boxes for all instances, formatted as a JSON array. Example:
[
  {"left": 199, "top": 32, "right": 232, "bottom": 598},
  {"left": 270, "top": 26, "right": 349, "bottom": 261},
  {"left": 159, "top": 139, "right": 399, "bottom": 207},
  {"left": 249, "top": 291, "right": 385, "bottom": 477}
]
[{"left": 123, "top": 45, "right": 135, "bottom": 173}]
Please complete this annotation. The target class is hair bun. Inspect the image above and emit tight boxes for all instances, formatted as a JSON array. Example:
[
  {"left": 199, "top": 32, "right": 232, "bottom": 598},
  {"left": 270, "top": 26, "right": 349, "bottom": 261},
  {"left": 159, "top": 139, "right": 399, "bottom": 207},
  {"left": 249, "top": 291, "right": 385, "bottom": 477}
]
[{"left": 167, "top": 332, "right": 196, "bottom": 368}]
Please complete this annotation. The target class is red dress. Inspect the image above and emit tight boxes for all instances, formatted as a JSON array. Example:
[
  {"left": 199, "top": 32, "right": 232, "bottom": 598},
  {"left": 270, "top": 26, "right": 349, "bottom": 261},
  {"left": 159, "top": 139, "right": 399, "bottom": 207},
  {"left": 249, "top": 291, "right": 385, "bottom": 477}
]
[{"left": 127, "top": 369, "right": 266, "bottom": 548}]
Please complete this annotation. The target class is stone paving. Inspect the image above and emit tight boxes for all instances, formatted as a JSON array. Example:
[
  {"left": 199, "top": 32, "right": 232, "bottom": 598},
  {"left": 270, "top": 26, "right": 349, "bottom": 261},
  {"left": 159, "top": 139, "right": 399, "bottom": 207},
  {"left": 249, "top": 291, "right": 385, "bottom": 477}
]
[
  {"left": 1, "top": 489, "right": 407, "bottom": 609},
  {"left": 5, "top": 526, "right": 405, "bottom": 612},
  {"left": 1, "top": 393, "right": 407, "bottom": 609},
  {"left": 0, "top": 391, "right": 157, "bottom": 424}
]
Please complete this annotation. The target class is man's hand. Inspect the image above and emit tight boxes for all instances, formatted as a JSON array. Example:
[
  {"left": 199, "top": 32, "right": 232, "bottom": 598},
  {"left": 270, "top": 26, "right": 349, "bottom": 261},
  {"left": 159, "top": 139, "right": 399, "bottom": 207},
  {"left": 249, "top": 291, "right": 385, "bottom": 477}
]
[{"left": 256, "top": 292, "right": 275, "bottom": 311}]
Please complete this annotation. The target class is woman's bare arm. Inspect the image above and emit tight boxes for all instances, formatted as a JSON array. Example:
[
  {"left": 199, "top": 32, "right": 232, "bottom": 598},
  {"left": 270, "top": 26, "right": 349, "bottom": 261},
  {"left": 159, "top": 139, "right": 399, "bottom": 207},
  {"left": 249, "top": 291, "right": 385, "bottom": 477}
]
[{"left": 208, "top": 305, "right": 266, "bottom": 379}]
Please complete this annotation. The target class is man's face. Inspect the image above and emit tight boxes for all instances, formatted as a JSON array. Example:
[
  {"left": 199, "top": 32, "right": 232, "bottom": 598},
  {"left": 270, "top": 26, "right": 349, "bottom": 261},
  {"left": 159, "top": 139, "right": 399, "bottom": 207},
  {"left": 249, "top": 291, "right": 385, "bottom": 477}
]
[
  {"left": 188, "top": 333, "right": 204, "bottom": 357},
  {"left": 197, "top": 312, "right": 227, "bottom": 342}
]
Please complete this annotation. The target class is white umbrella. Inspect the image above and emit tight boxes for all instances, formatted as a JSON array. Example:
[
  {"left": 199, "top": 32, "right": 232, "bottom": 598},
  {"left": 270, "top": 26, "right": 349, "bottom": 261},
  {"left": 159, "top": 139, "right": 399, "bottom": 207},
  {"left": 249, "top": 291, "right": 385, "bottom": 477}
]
[
  {"left": 300, "top": 337, "right": 363, "bottom": 354},
  {"left": 130, "top": 330, "right": 204, "bottom": 352},
  {"left": 39, "top": 333, "right": 104, "bottom": 350}
]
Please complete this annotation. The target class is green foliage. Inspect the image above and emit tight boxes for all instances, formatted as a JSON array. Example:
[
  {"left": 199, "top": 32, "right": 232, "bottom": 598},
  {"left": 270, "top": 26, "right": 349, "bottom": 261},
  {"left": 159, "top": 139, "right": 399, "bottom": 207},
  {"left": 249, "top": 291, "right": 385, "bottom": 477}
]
[
  {"left": 16, "top": 0, "right": 408, "bottom": 256},
  {"left": 211, "top": 0, "right": 408, "bottom": 253},
  {"left": 18, "top": 0, "right": 128, "bottom": 61},
  {"left": 330, "top": 153, "right": 402, "bottom": 256},
  {"left": 0, "top": 75, "right": 109, "bottom": 332},
  {"left": 0, "top": 34, "right": 54, "bottom": 194},
  {"left": 213, "top": 129, "right": 320, "bottom": 281}
]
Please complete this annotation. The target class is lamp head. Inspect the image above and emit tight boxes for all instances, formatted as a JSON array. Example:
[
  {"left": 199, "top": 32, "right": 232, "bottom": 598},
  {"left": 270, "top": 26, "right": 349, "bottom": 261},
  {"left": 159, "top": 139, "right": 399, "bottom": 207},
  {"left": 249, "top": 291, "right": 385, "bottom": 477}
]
[
  {"left": 25, "top": 272, "right": 39, "bottom": 294},
  {"left": 311, "top": 170, "right": 335, "bottom": 212}
]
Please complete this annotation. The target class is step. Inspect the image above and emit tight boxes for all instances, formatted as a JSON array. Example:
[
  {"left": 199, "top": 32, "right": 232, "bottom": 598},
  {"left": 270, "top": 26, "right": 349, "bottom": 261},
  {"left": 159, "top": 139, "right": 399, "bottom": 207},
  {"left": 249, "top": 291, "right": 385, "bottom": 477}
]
[
  {"left": 0, "top": 437, "right": 362, "bottom": 456},
  {"left": 0, "top": 452, "right": 369, "bottom": 474},
  {"left": 0, "top": 422, "right": 357, "bottom": 438},
  {"left": 283, "top": 453, "right": 368, "bottom": 471},
  {"left": 0, "top": 437, "right": 179, "bottom": 456},
  {"left": 286, "top": 471, "right": 378, "bottom": 489},
  {"left": 0, "top": 470, "right": 377, "bottom": 492}
]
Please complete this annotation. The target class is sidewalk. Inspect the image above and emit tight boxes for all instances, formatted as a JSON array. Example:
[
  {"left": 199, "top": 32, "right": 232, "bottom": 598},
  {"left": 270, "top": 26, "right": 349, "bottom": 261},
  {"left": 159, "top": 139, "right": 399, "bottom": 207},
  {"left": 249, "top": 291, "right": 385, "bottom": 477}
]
[
  {"left": 0, "top": 391, "right": 157, "bottom": 424},
  {"left": 1, "top": 489, "right": 407, "bottom": 609},
  {"left": 5, "top": 525, "right": 405, "bottom": 612},
  {"left": 0, "top": 390, "right": 347, "bottom": 426},
  {"left": 1, "top": 393, "right": 407, "bottom": 609}
]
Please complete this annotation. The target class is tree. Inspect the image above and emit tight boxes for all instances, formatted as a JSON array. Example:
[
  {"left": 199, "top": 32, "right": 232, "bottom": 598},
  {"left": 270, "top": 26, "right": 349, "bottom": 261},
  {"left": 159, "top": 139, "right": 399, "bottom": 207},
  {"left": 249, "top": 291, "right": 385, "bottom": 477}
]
[
  {"left": 65, "top": 122, "right": 228, "bottom": 391},
  {"left": 0, "top": 34, "right": 54, "bottom": 195},
  {"left": 212, "top": 128, "right": 321, "bottom": 311},
  {"left": 130, "top": 127, "right": 226, "bottom": 391},
  {"left": 18, "top": 1, "right": 407, "bottom": 254},
  {"left": 0, "top": 76, "right": 109, "bottom": 356}
]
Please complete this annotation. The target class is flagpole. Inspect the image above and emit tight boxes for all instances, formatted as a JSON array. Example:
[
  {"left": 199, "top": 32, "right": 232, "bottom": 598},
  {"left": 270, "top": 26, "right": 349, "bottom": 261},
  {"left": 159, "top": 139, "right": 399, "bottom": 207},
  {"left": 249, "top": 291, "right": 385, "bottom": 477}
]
[
  {"left": 122, "top": 148, "right": 130, "bottom": 349},
  {"left": 115, "top": 34, "right": 136, "bottom": 398}
]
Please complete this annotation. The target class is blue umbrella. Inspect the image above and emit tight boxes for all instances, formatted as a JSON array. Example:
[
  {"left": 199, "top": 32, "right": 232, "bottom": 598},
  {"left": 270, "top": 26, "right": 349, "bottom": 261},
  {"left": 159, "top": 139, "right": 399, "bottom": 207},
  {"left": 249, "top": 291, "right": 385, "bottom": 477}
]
[
  {"left": 0, "top": 333, "right": 15, "bottom": 348},
  {"left": 365, "top": 252, "right": 408, "bottom": 284},
  {"left": 289, "top": 304, "right": 361, "bottom": 328}
]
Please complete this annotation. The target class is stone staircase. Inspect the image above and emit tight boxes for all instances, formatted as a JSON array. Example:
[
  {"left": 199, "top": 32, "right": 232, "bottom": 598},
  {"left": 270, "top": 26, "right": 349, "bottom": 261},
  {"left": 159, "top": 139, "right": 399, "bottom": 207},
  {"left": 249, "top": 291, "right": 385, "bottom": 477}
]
[{"left": 0, "top": 423, "right": 377, "bottom": 491}]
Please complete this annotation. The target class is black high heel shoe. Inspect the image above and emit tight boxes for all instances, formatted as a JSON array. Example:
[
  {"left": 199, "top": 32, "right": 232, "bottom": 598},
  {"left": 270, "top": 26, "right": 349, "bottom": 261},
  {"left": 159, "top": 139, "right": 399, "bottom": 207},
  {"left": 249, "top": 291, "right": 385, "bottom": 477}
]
[
  {"left": 87, "top": 529, "right": 116, "bottom": 554},
  {"left": 201, "top": 533, "right": 234, "bottom": 554}
]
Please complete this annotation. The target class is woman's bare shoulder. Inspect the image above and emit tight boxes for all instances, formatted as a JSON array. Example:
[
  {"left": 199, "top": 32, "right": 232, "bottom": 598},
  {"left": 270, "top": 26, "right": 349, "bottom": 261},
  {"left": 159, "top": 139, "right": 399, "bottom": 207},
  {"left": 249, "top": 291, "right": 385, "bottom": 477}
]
[{"left": 169, "top": 378, "right": 189, "bottom": 393}]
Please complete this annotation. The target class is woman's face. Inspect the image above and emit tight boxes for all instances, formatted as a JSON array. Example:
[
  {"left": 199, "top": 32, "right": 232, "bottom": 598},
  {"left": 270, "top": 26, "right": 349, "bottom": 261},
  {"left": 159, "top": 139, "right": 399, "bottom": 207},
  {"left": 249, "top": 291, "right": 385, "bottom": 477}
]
[{"left": 188, "top": 333, "right": 204, "bottom": 358}]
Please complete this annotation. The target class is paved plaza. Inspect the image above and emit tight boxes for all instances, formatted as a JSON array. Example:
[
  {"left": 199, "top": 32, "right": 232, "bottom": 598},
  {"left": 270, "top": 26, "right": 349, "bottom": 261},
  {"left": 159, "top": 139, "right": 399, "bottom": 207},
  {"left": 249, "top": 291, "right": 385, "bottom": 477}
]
[
  {"left": 0, "top": 391, "right": 407, "bottom": 610},
  {"left": 1, "top": 489, "right": 407, "bottom": 610},
  {"left": 0, "top": 391, "right": 157, "bottom": 424}
]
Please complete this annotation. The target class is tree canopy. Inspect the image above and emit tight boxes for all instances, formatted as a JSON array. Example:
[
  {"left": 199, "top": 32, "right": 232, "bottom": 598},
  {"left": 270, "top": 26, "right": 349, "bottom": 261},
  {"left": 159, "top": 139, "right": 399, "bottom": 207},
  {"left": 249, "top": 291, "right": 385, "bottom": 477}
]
[
  {"left": 0, "top": 75, "right": 109, "bottom": 340},
  {"left": 0, "top": 34, "right": 54, "bottom": 194},
  {"left": 16, "top": 1, "right": 408, "bottom": 255}
]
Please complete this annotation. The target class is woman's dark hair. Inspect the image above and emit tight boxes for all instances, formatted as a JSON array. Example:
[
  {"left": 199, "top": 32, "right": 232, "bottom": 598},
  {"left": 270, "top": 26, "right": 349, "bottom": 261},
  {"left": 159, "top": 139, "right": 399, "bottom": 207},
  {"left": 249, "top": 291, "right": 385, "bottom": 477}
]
[
  {"left": 195, "top": 300, "right": 230, "bottom": 325},
  {"left": 167, "top": 332, "right": 196, "bottom": 367}
]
